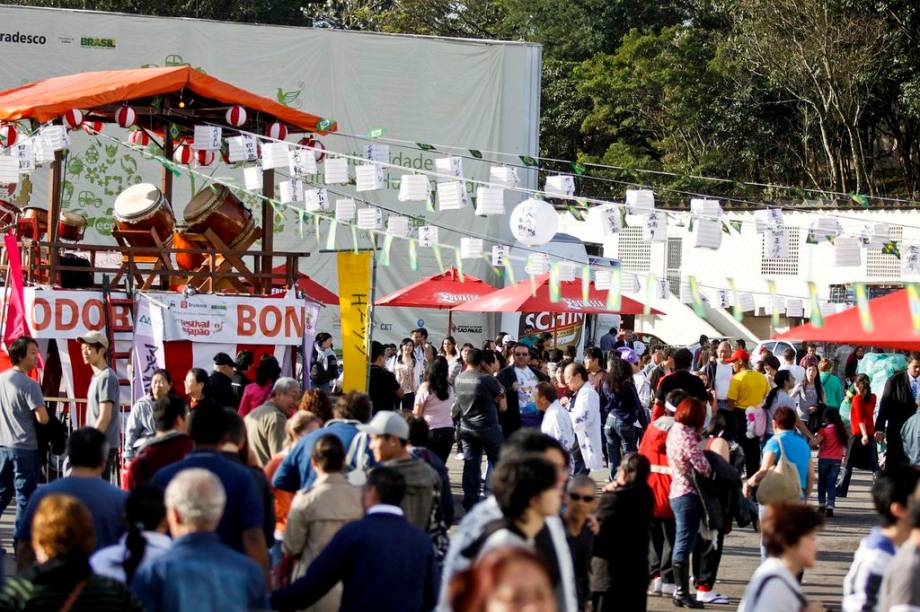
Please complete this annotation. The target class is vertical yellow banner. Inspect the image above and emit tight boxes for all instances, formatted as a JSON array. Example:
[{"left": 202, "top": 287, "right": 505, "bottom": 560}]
[{"left": 337, "top": 252, "right": 372, "bottom": 392}]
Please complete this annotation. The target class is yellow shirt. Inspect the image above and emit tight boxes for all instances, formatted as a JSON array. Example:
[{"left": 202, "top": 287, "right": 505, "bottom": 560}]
[{"left": 727, "top": 369, "right": 771, "bottom": 409}]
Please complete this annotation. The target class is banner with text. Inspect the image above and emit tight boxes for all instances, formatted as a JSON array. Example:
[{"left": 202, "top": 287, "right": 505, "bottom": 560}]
[
  {"left": 23, "top": 289, "right": 130, "bottom": 339},
  {"left": 337, "top": 253, "right": 371, "bottom": 392}
]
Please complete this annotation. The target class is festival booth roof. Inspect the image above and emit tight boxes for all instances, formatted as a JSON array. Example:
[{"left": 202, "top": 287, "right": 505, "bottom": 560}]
[
  {"left": 776, "top": 289, "right": 920, "bottom": 350},
  {"left": 0, "top": 66, "right": 336, "bottom": 133},
  {"left": 452, "top": 274, "right": 663, "bottom": 315},
  {"left": 270, "top": 265, "right": 339, "bottom": 306},
  {"left": 375, "top": 268, "right": 496, "bottom": 309}
]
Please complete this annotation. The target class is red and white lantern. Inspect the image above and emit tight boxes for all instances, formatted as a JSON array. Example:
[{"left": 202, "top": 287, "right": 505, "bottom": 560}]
[
  {"left": 195, "top": 150, "right": 216, "bottom": 167},
  {"left": 173, "top": 143, "right": 192, "bottom": 165},
  {"left": 82, "top": 121, "right": 103, "bottom": 135},
  {"left": 0, "top": 124, "right": 17, "bottom": 148},
  {"left": 265, "top": 122, "right": 287, "bottom": 141},
  {"left": 299, "top": 136, "right": 326, "bottom": 162},
  {"left": 129, "top": 130, "right": 150, "bottom": 146},
  {"left": 62, "top": 109, "right": 83, "bottom": 130},
  {"left": 225, "top": 105, "right": 247, "bottom": 127},
  {"left": 115, "top": 105, "right": 137, "bottom": 129}
]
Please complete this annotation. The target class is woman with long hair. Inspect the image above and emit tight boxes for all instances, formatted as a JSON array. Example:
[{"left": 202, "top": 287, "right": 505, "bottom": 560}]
[
  {"left": 761, "top": 370, "right": 797, "bottom": 439},
  {"left": 875, "top": 364, "right": 918, "bottom": 468},
  {"left": 238, "top": 355, "right": 281, "bottom": 417},
  {"left": 310, "top": 332, "right": 339, "bottom": 393},
  {"left": 603, "top": 358, "right": 645, "bottom": 479},
  {"left": 413, "top": 356, "right": 457, "bottom": 464},
  {"left": 125, "top": 369, "right": 173, "bottom": 461},
  {"left": 793, "top": 364, "right": 826, "bottom": 434},
  {"left": 440, "top": 336, "right": 463, "bottom": 382},
  {"left": 91, "top": 485, "right": 171, "bottom": 584},
  {"left": 838, "top": 373, "right": 880, "bottom": 497},
  {"left": 388, "top": 338, "right": 421, "bottom": 414},
  {"left": 298, "top": 388, "right": 334, "bottom": 424}
]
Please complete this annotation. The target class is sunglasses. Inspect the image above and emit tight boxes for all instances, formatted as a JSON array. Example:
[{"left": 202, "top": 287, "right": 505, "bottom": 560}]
[
  {"left": 514, "top": 352, "right": 530, "bottom": 357},
  {"left": 568, "top": 492, "right": 595, "bottom": 502}
]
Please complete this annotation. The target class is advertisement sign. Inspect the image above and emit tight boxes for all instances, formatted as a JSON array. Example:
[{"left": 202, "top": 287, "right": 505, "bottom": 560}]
[{"left": 337, "top": 253, "right": 371, "bottom": 392}]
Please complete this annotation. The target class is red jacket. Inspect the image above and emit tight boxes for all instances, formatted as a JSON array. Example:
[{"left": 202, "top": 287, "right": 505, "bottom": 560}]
[
  {"left": 638, "top": 416, "right": 675, "bottom": 519},
  {"left": 124, "top": 432, "right": 193, "bottom": 490}
]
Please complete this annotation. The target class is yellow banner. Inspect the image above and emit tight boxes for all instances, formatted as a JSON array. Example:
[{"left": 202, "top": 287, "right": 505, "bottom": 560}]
[{"left": 337, "top": 252, "right": 372, "bottom": 392}]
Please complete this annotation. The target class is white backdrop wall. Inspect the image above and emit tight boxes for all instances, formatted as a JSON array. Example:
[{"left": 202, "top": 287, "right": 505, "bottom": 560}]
[{"left": 0, "top": 5, "right": 542, "bottom": 346}]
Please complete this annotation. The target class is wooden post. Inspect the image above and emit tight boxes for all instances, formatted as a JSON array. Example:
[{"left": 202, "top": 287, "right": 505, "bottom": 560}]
[
  {"left": 261, "top": 169, "right": 275, "bottom": 294},
  {"left": 47, "top": 150, "right": 64, "bottom": 284},
  {"left": 161, "top": 132, "right": 173, "bottom": 205}
]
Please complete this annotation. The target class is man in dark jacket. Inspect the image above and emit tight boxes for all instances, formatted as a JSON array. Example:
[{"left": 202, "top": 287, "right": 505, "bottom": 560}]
[
  {"left": 497, "top": 346, "right": 550, "bottom": 437},
  {"left": 208, "top": 352, "right": 238, "bottom": 410},
  {"left": 270, "top": 466, "right": 438, "bottom": 612}
]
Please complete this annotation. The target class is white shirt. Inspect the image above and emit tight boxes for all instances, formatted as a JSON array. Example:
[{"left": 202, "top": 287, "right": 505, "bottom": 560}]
[
  {"left": 541, "top": 400, "right": 577, "bottom": 452},
  {"left": 714, "top": 362, "right": 734, "bottom": 400},
  {"left": 779, "top": 363, "right": 806, "bottom": 387},
  {"left": 90, "top": 531, "right": 173, "bottom": 583},
  {"left": 633, "top": 371, "right": 651, "bottom": 409},
  {"left": 367, "top": 504, "right": 404, "bottom": 517},
  {"left": 570, "top": 384, "right": 605, "bottom": 471},
  {"left": 739, "top": 557, "right": 807, "bottom": 612},
  {"left": 514, "top": 366, "right": 539, "bottom": 412}
]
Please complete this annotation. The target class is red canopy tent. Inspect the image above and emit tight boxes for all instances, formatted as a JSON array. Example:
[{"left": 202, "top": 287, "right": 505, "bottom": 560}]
[
  {"left": 776, "top": 289, "right": 920, "bottom": 350},
  {"left": 270, "top": 264, "right": 338, "bottom": 305},
  {"left": 375, "top": 268, "right": 496, "bottom": 333},
  {"left": 451, "top": 274, "right": 662, "bottom": 315}
]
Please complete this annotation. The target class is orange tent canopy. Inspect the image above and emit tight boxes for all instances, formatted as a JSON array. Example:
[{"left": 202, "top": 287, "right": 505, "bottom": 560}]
[{"left": 0, "top": 66, "right": 335, "bottom": 133}]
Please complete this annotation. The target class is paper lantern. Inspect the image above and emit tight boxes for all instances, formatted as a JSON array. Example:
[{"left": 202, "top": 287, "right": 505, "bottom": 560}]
[
  {"left": 115, "top": 105, "right": 136, "bottom": 129},
  {"left": 227, "top": 135, "right": 258, "bottom": 162},
  {"left": 0, "top": 124, "right": 18, "bottom": 148},
  {"left": 288, "top": 147, "right": 317, "bottom": 176},
  {"left": 299, "top": 137, "right": 326, "bottom": 162},
  {"left": 0, "top": 157, "right": 18, "bottom": 186},
  {"left": 738, "top": 292, "right": 756, "bottom": 313},
  {"left": 82, "top": 121, "right": 103, "bottom": 135},
  {"left": 679, "top": 282, "right": 693, "bottom": 304},
  {"left": 40, "top": 126, "right": 67, "bottom": 152},
  {"left": 510, "top": 198, "right": 558, "bottom": 247},
  {"left": 243, "top": 166, "right": 263, "bottom": 190},
  {"left": 809, "top": 217, "right": 842, "bottom": 242},
  {"left": 525, "top": 253, "right": 550, "bottom": 275},
  {"left": 834, "top": 236, "right": 861, "bottom": 267},
  {"left": 786, "top": 299, "right": 804, "bottom": 318},
  {"left": 304, "top": 189, "right": 329, "bottom": 213},
  {"left": 129, "top": 130, "right": 150, "bottom": 146},
  {"left": 225, "top": 105, "right": 247, "bottom": 127},
  {"left": 437, "top": 181, "right": 467, "bottom": 211},
  {"left": 622, "top": 272, "right": 640, "bottom": 293},
  {"left": 335, "top": 198, "right": 356, "bottom": 222},
  {"left": 460, "top": 237, "right": 484, "bottom": 259},
  {"left": 859, "top": 222, "right": 889, "bottom": 248},
  {"left": 323, "top": 158, "right": 349, "bottom": 184},
  {"left": 279, "top": 178, "right": 304, "bottom": 204},
  {"left": 435, "top": 156, "right": 463, "bottom": 179},
  {"left": 903, "top": 245, "right": 920, "bottom": 275},
  {"left": 195, "top": 150, "right": 216, "bottom": 167},
  {"left": 557, "top": 262, "right": 578, "bottom": 281},
  {"left": 754, "top": 209, "right": 784, "bottom": 233},
  {"left": 544, "top": 175, "right": 575, "bottom": 199},
  {"left": 355, "top": 163, "right": 385, "bottom": 192},
  {"left": 387, "top": 215, "right": 410, "bottom": 238},
  {"left": 626, "top": 189, "right": 655, "bottom": 215},
  {"left": 265, "top": 122, "right": 287, "bottom": 141},
  {"left": 491, "top": 245, "right": 509, "bottom": 266},
  {"left": 694, "top": 219, "right": 723, "bottom": 250},
  {"left": 356, "top": 207, "right": 383, "bottom": 230},
  {"left": 690, "top": 198, "right": 723, "bottom": 220},
  {"left": 589, "top": 204, "right": 621, "bottom": 237},
  {"left": 173, "top": 143, "right": 192, "bottom": 165},
  {"left": 418, "top": 225, "right": 439, "bottom": 247},
  {"left": 594, "top": 270, "right": 611, "bottom": 290},
  {"left": 764, "top": 228, "right": 788, "bottom": 259},
  {"left": 192, "top": 125, "right": 222, "bottom": 151},
  {"left": 643, "top": 211, "right": 667, "bottom": 242},
  {"left": 490, "top": 166, "right": 519, "bottom": 189},
  {"left": 398, "top": 175, "right": 430, "bottom": 202},
  {"left": 62, "top": 109, "right": 83, "bottom": 130},
  {"left": 364, "top": 143, "right": 390, "bottom": 164},
  {"left": 475, "top": 187, "right": 505, "bottom": 216}
]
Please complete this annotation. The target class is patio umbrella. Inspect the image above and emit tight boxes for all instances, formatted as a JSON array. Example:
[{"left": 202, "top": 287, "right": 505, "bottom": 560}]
[
  {"left": 776, "top": 288, "right": 920, "bottom": 350},
  {"left": 271, "top": 264, "right": 338, "bottom": 305},
  {"left": 375, "top": 268, "right": 496, "bottom": 333},
  {"left": 451, "top": 273, "right": 662, "bottom": 315}
]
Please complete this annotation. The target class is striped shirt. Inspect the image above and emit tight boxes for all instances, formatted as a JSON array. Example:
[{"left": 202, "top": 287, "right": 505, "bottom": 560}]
[
  {"left": 842, "top": 527, "right": 896, "bottom": 612},
  {"left": 0, "top": 574, "right": 143, "bottom": 612}
]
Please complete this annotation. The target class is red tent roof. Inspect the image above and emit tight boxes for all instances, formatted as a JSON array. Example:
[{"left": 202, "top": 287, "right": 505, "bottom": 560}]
[
  {"left": 451, "top": 274, "right": 662, "bottom": 315},
  {"left": 0, "top": 66, "right": 335, "bottom": 133},
  {"left": 776, "top": 289, "right": 920, "bottom": 350},
  {"left": 375, "top": 268, "right": 495, "bottom": 309},
  {"left": 271, "top": 265, "right": 338, "bottom": 305}
]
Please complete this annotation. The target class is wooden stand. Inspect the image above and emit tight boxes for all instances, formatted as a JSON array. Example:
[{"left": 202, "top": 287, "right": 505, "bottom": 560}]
[
  {"left": 111, "top": 228, "right": 176, "bottom": 290},
  {"left": 183, "top": 227, "right": 263, "bottom": 293}
]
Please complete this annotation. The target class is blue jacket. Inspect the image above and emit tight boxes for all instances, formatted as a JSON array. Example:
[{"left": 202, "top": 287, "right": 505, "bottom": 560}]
[
  {"left": 131, "top": 532, "right": 268, "bottom": 612},
  {"left": 273, "top": 420, "right": 370, "bottom": 492},
  {"left": 270, "top": 511, "right": 438, "bottom": 612}
]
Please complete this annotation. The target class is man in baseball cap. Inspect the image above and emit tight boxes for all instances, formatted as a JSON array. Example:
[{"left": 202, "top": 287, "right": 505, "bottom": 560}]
[
  {"left": 76, "top": 330, "right": 109, "bottom": 350},
  {"left": 359, "top": 412, "right": 441, "bottom": 535},
  {"left": 77, "top": 330, "right": 119, "bottom": 479}
]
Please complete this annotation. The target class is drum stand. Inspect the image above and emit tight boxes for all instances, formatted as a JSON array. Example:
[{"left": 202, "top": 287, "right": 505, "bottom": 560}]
[
  {"left": 184, "top": 227, "right": 262, "bottom": 293},
  {"left": 111, "top": 228, "right": 177, "bottom": 290}
]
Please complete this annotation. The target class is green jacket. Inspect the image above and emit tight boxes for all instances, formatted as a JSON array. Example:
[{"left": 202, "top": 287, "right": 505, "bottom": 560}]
[{"left": 820, "top": 371, "right": 844, "bottom": 409}]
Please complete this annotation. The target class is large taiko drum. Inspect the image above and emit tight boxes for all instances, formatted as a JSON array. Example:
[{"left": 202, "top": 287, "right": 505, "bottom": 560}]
[
  {"left": 113, "top": 183, "right": 175, "bottom": 247},
  {"left": 183, "top": 185, "right": 256, "bottom": 249},
  {"left": 0, "top": 200, "right": 18, "bottom": 229},
  {"left": 172, "top": 231, "right": 207, "bottom": 271},
  {"left": 58, "top": 211, "right": 88, "bottom": 242},
  {"left": 18, "top": 206, "right": 48, "bottom": 239}
]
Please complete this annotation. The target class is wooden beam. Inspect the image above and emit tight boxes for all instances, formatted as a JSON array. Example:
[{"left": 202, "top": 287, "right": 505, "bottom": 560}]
[
  {"left": 261, "top": 169, "right": 274, "bottom": 294},
  {"left": 161, "top": 132, "right": 173, "bottom": 206},
  {"left": 47, "top": 150, "right": 63, "bottom": 285}
]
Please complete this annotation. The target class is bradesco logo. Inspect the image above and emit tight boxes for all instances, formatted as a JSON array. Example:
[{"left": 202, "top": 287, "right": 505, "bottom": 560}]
[
  {"left": 0, "top": 32, "right": 47, "bottom": 45},
  {"left": 81, "top": 37, "right": 116, "bottom": 49}
]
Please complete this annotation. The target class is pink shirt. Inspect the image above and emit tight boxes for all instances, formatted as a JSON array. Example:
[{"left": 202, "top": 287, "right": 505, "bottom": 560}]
[
  {"left": 666, "top": 422, "right": 711, "bottom": 499},
  {"left": 414, "top": 382, "right": 456, "bottom": 430},
  {"left": 238, "top": 381, "right": 272, "bottom": 417},
  {"left": 817, "top": 424, "right": 846, "bottom": 461}
]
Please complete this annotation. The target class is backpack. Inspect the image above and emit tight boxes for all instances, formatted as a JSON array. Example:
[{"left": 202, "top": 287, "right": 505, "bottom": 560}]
[{"left": 345, "top": 430, "right": 371, "bottom": 486}]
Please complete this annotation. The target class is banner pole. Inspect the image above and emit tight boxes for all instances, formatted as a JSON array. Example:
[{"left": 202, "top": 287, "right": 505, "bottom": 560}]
[{"left": 365, "top": 237, "right": 378, "bottom": 394}]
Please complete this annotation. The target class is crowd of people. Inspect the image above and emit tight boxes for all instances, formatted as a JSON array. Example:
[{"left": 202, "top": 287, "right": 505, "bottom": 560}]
[{"left": 0, "top": 328, "right": 919, "bottom": 610}]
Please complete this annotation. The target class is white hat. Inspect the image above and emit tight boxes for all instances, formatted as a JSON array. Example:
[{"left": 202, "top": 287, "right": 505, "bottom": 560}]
[{"left": 357, "top": 411, "right": 409, "bottom": 440}]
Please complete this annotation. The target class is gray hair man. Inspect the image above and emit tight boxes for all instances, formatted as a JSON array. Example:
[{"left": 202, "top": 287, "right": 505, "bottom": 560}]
[
  {"left": 244, "top": 377, "right": 302, "bottom": 466},
  {"left": 133, "top": 468, "right": 270, "bottom": 611}
]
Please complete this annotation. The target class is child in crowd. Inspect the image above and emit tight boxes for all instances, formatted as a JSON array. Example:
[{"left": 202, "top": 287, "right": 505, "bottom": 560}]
[{"left": 814, "top": 408, "right": 848, "bottom": 517}]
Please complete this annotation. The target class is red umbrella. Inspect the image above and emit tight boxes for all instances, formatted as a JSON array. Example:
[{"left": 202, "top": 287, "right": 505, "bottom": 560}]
[
  {"left": 776, "top": 288, "right": 920, "bottom": 350},
  {"left": 375, "top": 268, "right": 496, "bottom": 333},
  {"left": 451, "top": 274, "right": 662, "bottom": 315},
  {"left": 271, "top": 264, "right": 338, "bottom": 305}
]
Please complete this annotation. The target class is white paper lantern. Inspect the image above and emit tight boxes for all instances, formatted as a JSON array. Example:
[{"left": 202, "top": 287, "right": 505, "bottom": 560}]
[
  {"left": 903, "top": 244, "right": 920, "bottom": 275},
  {"left": 40, "top": 126, "right": 67, "bottom": 152},
  {"left": 492, "top": 245, "right": 509, "bottom": 266},
  {"left": 304, "top": 188, "right": 330, "bottom": 213},
  {"left": 786, "top": 299, "right": 804, "bottom": 318},
  {"left": 764, "top": 228, "right": 789, "bottom": 259},
  {"left": 387, "top": 215, "right": 410, "bottom": 238},
  {"left": 418, "top": 225, "right": 439, "bottom": 247},
  {"left": 690, "top": 198, "right": 723, "bottom": 220},
  {"left": 435, "top": 156, "right": 463, "bottom": 179},
  {"left": 355, "top": 163, "right": 385, "bottom": 192},
  {"left": 490, "top": 166, "right": 519, "bottom": 189},
  {"left": 356, "top": 207, "right": 383, "bottom": 230},
  {"left": 437, "top": 181, "right": 468, "bottom": 211},
  {"left": 289, "top": 148, "right": 317, "bottom": 176},
  {"left": 398, "top": 175, "right": 430, "bottom": 202},
  {"left": 643, "top": 211, "right": 667, "bottom": 242},
  {"left": 279, "top": 179, "right": 304, "bottom": 204},
  {"left": 622, "top": 272, "right": 640, "bottom": 293},
  {"left": 335, "top": 198, "right": 356, "bottom": 222},
  {"left": 859, "top": 222, "right": 889, "bottom": 248},
  {"left": 557, "top": 262, "right": 579, "bottom": 282},
  {"left": 324, "top": 158, "right": 349, "bottom": 184},
  {"left": 656, "top": 278, "right": 670, "bottom": 300},
  {"left": 694, "top": 219, "right": 723, "bottom": 250},
  {"left": 770, "top": 295, "right": 786, "bottom": 314},
  {"left": 243, "top": 166, "right": 263, "bottom": 190},
  {"left": 475, "top": 187, "right": 505, "bottom": 216},
  {"left": 626, "top": 189, "right": 655, "bottom": 215},
  {"left": 679, "top": 282, "right": 693, "bottom": 304},
  {"left": 261, "top": 143, "right": 290, "bottom": 171},
  {"left": 834, "top": 236, "right": 862, "bottom": 267},
  {"left": 227, "top": 135, "right": 258, "bottom": 163},
  {"left": 192, "top": 125, "right": 222, "bottom": 151},
  {"left": 460, "top": 237, "right": 484, "bottom": 259},
  {"left": 589, "top": 204, "right": 621, "bottom": 236},
  {"left": 525, "top": 253, "right": 550, "bottom": 275},
  {"left": 510, "top": 198, "right": 558, "bottom": 247},
  {"left": 544, "top": 175, "right": 575, "bottom": 199},
  {"left": 809, "top": 217, "right": 842, "bottom": 242},
  {"left": 0, "top": 157, "right": 19, "bottom": 186},
  {"left": 594, "top": 270, "right": 611, "bottom": 290},
  {"left": 738, "top": 292, "right": 756, "bottom": 313},
  {"left": 754, "top": 209, "right": 784, "bottom": 233},
  {"left": 364, "top": 143, "right": 390, "bottom": 164}
]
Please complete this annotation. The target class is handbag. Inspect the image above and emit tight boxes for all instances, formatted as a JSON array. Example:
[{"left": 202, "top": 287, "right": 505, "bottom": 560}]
[{"left": 755, "top": 437, "right": 802, "bottom": 505}]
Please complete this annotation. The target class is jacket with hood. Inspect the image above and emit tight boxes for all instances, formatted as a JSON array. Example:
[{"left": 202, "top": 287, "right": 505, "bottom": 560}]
[{"left": 638, "top": 415, "right": 675, "bottom": 519}]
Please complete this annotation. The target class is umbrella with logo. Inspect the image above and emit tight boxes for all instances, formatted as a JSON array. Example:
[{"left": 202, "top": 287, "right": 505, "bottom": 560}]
[{"left": 375, "top": 268, "right": 497, "bottom": 334}]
